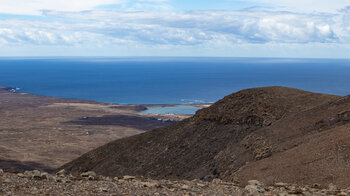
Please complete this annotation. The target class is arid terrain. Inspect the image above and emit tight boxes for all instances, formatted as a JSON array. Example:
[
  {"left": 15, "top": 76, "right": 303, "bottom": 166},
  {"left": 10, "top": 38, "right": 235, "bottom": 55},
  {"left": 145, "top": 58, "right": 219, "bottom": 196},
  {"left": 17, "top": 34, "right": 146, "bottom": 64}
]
[
  {"left": 0, "top": 86, "right": 195, "bottom": 172},
  {"left": 1, "top": 168, "right": 349, "bottom": 195},
  {"left": 2, "top": 86, "right": 350, "bottom": 195},
  {"left": 61, "top": 86, "right": 350, "bottom": 188}
]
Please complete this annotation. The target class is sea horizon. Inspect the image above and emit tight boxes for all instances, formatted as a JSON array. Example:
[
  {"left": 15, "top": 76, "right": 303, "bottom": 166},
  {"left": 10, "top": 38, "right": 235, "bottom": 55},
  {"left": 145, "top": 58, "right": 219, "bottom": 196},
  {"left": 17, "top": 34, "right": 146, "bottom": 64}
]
[
  {"left": 1, "top": 57, "right": 350, "bottom": 105},
  {"left": 1, "top": 56, "right": 350, "bottom": 60}
]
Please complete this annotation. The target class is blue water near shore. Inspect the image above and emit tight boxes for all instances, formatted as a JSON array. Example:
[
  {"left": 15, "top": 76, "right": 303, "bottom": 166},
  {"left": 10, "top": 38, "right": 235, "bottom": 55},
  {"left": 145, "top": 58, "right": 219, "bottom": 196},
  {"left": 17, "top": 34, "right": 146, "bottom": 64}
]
[
  {"left": 1, "top": 57, "right": 350, "bottom": 108},
  {"left": 140, "top": 105, "right": 203, "bottom": 115}
]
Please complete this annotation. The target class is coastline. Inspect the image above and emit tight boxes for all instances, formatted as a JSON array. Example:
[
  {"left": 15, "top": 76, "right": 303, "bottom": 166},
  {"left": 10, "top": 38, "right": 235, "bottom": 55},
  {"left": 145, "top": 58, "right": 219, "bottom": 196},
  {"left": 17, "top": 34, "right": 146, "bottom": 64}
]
[
  {"left": 0, "top": 86, "right": 211, "bottom": 117},
  {"left": 0, "top": 85, "right": 205, "bottom": 172}
]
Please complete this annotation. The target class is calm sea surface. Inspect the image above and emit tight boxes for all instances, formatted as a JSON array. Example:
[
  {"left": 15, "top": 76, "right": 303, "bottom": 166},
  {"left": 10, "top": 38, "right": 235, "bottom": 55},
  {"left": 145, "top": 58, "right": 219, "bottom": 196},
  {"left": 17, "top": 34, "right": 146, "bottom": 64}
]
[{"left": 1, "top": 57, "right": 350, "bottom": 105}]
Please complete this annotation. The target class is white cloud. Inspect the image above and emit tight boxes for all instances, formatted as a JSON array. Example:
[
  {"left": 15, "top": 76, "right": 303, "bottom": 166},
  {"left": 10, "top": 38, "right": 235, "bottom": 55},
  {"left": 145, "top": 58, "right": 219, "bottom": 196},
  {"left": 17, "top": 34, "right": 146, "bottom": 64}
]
[
  {"left": 247, "top": 0, "right": 350, "bottom": 13},
  {"left": 33, "top": 10, "right": 343, "bottom": 45},
  {"left": 0, "top": 0, "right": 124, "bottom": 15},
  {"left": 1, "top": 5, "right": 350, "bottom": 57},
  {"left": 0, "top": 0, "right": 173, "bottom": 15},
  {"left": 1, "top": 0, "right": 349, "bottom": 16}
]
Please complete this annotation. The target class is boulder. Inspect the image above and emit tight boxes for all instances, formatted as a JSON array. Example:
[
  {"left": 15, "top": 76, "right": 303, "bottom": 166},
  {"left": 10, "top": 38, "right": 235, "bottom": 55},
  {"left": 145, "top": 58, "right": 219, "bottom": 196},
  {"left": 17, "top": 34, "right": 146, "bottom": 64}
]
[
  {"left": 274, "top": 182, "right": 288, "bottom": 188},
  {"left": 4, "top": 178, "right": 12, "bottom": 183},
  {"left": 81, "top": 171, "right": 97, "bottom": 180},
  {"left": 17, "top": 173, "right": 25, "bottom": 178},
  {"left": 248, "top": 180, "right": 262, "bottom": 186},
  {"left": 245, "top": 185, "right": 265, "bottom": 195},
  {"left": 40, "top": 172, "right": 49, "bottom": 180},
  {"left": 123, "top": 175, "right": 136, "bottom": 180},
  {"left": 181, "top": 185, "right": 190, "bottom": 190},
  {"left": 141, "top": 181, "right": 159, "bottom": 188},
  {"left": 56, "top": 169, "right": 66, "bottom": 177},
  {"left": 245, "top": 180, "right": 265, "bottom": 195},
  {"left": 32, "top": 170, "right": 41, "bottom": 180},
  {"left": 24, "top": 171, "right": 34, "bottom": 178}
]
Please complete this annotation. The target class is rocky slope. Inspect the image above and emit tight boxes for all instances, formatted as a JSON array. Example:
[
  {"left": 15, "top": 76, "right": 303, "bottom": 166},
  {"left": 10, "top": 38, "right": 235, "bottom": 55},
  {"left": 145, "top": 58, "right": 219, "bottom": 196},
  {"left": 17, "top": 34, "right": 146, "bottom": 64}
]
[
  {"left": 1, "top": 169, "right": 348, "bottom": 196},
  {"left": 60, "top": 86, "right": 350, "bottom": 188}
]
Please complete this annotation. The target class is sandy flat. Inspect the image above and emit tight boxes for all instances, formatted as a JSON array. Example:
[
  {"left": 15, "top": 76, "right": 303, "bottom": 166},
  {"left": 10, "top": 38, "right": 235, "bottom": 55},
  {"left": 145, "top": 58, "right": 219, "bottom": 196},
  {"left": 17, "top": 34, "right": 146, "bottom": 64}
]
[{"left": 0, "top": 87, "right": 176, "bottom": 171}]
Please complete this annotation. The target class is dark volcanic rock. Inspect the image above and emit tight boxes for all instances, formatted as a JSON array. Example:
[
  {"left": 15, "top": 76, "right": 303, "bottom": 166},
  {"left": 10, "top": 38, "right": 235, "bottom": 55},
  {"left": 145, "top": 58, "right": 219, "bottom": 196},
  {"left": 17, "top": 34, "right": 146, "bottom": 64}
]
[
  {"left": 109, "top": 105, "right": 148, "bottom": 112},
  {"left": 60, "top": 86, "right": 350, "bottom": 187},
  {"left": 68, "top": 115, "right": 173, "bottom": 130}
]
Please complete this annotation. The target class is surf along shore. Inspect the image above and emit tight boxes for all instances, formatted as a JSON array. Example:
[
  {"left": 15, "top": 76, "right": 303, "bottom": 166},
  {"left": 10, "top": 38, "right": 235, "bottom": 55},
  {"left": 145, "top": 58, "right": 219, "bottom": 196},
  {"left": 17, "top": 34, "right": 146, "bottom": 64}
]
[{"left": 0, "top": 86, "right": 209, "bottom": 172}]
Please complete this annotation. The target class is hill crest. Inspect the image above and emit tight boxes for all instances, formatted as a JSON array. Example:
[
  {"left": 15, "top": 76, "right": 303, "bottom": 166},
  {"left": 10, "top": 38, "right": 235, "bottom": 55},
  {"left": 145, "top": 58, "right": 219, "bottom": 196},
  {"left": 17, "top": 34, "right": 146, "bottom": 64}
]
[{"left": 60, "top": 86, "right": 350, "bottom": 187}]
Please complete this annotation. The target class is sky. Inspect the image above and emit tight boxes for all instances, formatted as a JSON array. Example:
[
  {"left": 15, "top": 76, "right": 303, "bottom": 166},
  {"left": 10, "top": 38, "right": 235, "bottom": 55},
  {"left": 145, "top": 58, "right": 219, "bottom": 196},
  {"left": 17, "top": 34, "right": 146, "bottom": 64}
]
[{"left": 0, "top": 0, "right": 350, "bottom": 57}]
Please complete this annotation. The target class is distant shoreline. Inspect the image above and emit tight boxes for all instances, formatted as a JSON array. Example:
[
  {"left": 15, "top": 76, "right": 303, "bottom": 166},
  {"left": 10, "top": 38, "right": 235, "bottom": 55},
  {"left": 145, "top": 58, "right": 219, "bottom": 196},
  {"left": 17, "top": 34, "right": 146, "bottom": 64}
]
[
  {"left": 0, "top": 85, "right": 181, "bottom": 172},
  {"left": 0, "top": 86, "right": 211, "bottom": 114}
]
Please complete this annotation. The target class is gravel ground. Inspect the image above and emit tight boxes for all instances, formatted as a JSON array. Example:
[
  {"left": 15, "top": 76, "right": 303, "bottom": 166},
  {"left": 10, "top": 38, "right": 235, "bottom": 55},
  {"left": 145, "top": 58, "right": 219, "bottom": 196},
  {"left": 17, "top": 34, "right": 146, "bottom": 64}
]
[{"left": 1, "top": 169, "right": 349, "bottom": 195}]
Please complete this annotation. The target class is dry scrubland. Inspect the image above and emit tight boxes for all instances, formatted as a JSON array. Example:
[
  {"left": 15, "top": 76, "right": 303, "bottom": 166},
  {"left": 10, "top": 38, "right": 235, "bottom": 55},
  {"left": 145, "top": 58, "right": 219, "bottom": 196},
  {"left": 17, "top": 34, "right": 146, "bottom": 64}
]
[
  {"left": 2, "top": 86, "right": 350, "bottom": 195},
  {"left": 0, "top": 87, "right": 179, "bottom": 171}
]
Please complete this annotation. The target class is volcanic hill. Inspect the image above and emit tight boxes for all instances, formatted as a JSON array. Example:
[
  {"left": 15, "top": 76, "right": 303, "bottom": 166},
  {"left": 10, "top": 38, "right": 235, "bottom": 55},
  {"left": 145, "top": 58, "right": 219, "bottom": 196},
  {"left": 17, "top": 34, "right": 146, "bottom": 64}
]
[{"left": 60, "top": 86, "right": 350, "bottom": 187}]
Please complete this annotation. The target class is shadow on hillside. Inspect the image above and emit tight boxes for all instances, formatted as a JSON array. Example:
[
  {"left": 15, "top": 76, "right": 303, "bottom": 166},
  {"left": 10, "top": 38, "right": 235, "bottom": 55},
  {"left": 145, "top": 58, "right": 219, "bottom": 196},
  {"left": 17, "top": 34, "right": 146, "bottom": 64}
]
[{"left": 0, "top": 159, "right": 54, "bottom": 173}]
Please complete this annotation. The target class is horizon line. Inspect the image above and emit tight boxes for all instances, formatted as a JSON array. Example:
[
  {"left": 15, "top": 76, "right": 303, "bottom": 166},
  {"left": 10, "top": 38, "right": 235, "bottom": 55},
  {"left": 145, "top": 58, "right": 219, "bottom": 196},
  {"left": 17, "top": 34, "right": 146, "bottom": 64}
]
[{"left": 0, "top": 56, "right": 350, "bottom": 60}]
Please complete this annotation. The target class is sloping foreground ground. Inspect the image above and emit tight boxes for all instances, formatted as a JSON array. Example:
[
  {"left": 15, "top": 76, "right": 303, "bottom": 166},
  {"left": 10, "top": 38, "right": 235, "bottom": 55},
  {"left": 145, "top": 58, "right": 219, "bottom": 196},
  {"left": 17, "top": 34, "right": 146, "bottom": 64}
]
[
  {"left": 61, "top": 86, "right": 350, "bottom": 188},
  {"left": 0, "top": 87, "right": 172, "bottom": 171},
  {"left": 1, "top": 169, "right": 348, "bottom": 195}
]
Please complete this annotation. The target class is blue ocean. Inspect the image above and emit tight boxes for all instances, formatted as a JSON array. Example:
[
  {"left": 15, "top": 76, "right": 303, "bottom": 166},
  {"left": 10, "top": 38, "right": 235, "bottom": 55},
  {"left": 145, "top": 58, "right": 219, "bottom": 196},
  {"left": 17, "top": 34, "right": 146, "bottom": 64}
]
[{"left": 1, "top": 57, "right": 350, "bottom": 105}]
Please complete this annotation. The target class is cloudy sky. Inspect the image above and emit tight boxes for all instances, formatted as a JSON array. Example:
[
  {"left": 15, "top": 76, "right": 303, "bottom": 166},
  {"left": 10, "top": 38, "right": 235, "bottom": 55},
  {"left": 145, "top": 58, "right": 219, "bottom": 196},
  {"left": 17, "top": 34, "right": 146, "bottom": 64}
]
[{"left": 0, "top": 0, "right": 350, "bottom": 57}]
